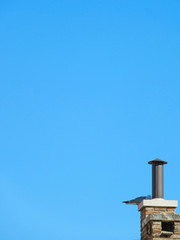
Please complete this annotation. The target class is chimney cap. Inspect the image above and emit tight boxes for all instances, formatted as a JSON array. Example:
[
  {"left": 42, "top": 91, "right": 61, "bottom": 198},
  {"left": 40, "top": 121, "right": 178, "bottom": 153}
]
[{"left": 148, "top": 158, "right": 168, "bottom": 165}]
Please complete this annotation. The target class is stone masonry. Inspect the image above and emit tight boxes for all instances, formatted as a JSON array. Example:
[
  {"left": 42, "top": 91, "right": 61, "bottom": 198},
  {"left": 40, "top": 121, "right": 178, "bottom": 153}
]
[{"left": 138, "top": 199, "right": 180, "bottom": 240}]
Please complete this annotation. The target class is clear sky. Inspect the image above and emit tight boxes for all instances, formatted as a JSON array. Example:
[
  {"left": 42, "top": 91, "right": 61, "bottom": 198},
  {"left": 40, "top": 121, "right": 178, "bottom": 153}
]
[{"left": 0, "top": 1, "right": 180, "bottom": 240}]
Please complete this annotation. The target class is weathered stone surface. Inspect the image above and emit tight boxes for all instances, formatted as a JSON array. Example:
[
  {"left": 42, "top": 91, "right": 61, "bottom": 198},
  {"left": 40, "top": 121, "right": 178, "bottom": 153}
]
[
  {"left": 154, "top": 208, "right": 167, "bottom": 211},
  {"left": 142, "top": 213, "right": 180, "bottom": 228},
  {"left": 149, "top": 213, "right": 180, "bottom": 221},
  {"left": 174, "top": 223, "right": 180, "bottom": 233}
]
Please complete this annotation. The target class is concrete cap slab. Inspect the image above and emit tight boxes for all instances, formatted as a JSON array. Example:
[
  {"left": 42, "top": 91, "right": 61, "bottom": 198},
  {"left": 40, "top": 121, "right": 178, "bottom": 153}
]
[{"left": 138, "top": 199, "right": 178, "bottom": 211}]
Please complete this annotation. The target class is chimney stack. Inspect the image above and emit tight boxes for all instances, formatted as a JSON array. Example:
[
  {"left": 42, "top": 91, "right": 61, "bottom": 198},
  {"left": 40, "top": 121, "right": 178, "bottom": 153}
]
[{"left": 138, "top": 160, "right": 179, "bottom": 240}]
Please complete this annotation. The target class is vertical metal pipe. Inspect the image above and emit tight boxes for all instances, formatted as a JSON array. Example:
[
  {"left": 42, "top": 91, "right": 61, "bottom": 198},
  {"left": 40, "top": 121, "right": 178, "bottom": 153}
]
[{"left": 148, "top": 159, "right": 167, "bottom": 199}]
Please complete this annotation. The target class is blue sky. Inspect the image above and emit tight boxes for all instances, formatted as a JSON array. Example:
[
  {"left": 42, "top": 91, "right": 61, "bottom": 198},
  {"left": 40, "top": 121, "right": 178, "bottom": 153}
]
[{"left": 0, "top": 1, "right": 180, "bottom": 239}]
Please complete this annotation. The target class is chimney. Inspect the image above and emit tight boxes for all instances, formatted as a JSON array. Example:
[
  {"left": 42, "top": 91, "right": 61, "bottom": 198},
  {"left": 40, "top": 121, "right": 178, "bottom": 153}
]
[
  {"left": 138, "top": 160, "right": 179, "bottom": 240},
  {"left": 148, "top": 159, "right": 167, "bottom": 199}
]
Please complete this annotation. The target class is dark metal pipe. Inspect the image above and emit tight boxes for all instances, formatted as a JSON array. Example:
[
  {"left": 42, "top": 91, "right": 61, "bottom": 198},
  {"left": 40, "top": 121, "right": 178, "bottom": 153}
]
[{"left": 148, "top": 159, "right": 167, "bottom": 199}]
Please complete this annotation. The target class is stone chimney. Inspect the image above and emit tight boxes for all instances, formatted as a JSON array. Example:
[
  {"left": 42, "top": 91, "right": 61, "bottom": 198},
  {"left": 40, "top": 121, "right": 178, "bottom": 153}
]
[{"left": 138, "top": 159, "right": 180, "bottom": 239}]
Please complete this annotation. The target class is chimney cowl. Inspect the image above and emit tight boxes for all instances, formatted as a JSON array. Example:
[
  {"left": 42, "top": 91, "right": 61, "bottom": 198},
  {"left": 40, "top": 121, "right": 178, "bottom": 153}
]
[{"left": 148, "top": 159, "right": 167, "bottom": 165}]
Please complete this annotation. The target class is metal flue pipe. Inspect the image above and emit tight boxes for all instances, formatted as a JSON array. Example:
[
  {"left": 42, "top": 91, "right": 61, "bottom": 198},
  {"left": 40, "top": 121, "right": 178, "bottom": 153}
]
[{"left": 148, "top": 159, "right": 167, "bottom": 199}]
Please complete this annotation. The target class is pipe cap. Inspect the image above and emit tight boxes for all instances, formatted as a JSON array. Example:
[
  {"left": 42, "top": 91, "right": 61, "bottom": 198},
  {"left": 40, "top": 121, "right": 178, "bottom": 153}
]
[{"left": 148, "top": 158, "right": 168, "bottom": 165}]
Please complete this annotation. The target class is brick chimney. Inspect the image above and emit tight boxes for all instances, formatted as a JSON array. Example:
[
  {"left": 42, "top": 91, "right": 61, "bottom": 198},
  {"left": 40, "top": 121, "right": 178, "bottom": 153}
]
[{"left": 138, "top": 160, "right": 180, "bottom": 239}]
